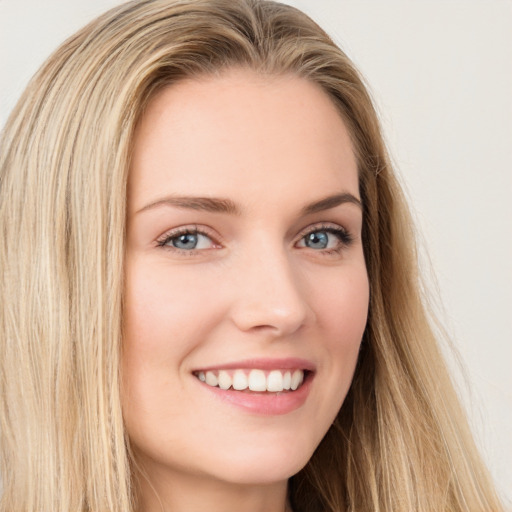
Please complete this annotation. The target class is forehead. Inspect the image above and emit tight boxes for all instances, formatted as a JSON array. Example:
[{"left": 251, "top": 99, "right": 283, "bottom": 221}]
[{"left": 129, "top": 69, "right": 359, "bottom": 212}]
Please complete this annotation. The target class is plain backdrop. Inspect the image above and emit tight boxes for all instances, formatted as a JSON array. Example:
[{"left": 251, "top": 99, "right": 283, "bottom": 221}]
[{"left": 1, "top": 0, "right": 511, "bottom": 507}]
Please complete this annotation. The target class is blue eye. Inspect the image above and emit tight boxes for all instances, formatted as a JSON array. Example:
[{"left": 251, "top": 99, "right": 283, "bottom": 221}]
[
  {"left": 304, "top": 231, "right": 329, "bottom": 249},
  {"left": 172, "top": 233, "right": 200, "bottom": 250},
  {"left": 297, "top": 227, "right": 352, "bottom": 252},
  {"left": 158, "top": 230, "right": 214, "bottom": 251}
]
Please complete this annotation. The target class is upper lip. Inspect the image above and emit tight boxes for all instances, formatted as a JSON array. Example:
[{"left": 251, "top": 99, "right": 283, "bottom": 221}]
[{"left": 193, "top": 357, "right": 316, "bottom": 373}]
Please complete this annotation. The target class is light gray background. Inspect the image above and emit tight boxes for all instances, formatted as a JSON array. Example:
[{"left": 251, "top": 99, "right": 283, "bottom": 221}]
[{"left": 1, "top": 0, "right": 511, "bottom": 507}]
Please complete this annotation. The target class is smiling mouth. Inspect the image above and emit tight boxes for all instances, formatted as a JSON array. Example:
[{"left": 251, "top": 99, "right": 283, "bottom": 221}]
[{"left": 193, "top": 369, "right": 307, "bottom": 393}]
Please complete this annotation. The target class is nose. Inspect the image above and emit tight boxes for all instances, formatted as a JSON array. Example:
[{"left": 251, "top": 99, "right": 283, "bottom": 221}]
[{"left": 228, "top": 246, "right": 314, "bottom": 337}]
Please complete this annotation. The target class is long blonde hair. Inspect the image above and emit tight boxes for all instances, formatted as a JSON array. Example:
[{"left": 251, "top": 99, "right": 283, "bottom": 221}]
[{"left": 0, "top": 1, "right": 503, "bottom": 510}]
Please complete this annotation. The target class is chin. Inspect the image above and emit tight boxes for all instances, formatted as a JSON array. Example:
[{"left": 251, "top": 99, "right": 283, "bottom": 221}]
[{"left": 205, "top": 440, "right": 315, "bottom": 485}]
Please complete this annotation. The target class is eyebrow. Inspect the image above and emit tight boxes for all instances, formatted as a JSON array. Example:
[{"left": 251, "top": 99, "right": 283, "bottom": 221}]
[
  {"left": 136, "top": 196, "right": 241, "bottom": 215},
  {"left": 135, "top": 192, "right": 362, "bottom": 216},
  {"left": 300, "top": 192, "right": 362, "bottom": 215}
]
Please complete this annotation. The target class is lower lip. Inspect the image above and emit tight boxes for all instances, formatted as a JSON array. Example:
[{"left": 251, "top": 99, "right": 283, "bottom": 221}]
[{"left": 196, "top": 373, "right": 313, "bottom": 415}]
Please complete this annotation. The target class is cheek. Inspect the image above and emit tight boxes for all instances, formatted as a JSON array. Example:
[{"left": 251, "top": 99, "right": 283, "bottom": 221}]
[
  {"left": 310, "top": 263, "right": 369, "bottom": 401},
  {"left": 315, "top": 263, "right": 369, "bottom": 344},
  {"left": 122, "top": 256, "right": 221, "bottom": 358},
  {"left": 121, "top": 257, "right": 221, "bottom": 428}
]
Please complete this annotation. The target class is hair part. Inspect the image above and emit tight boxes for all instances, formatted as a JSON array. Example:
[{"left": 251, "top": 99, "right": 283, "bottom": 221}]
[{"left": 0, "top": 0, "right": 503, "bottom": 510}]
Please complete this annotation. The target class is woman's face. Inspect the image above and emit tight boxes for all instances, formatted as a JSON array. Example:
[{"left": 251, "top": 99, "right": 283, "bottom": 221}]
[{"left": 123, "top": 69, "right": 369, "bottom": 490}]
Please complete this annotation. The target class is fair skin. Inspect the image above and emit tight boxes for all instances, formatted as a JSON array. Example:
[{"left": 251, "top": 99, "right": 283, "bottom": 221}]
[{"left": 122, "top": 69, "right": 369, "bottom": 512}]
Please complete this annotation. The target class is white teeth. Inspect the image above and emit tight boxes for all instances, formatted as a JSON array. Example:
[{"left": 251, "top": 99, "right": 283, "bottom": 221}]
[
  {"left": 248, "top": 369, "right": 267, "bottom": 391},
  {"left": 232, "top": 370, "right": 248, "bottom": 390},
  {"left": 283, "top": 371, "right": 291, "bottom": 390},
  {"left": 205, "top": 371, "right": 218, "bottom": 387},
  {"left": 217, "top": 370, "right": 232, "bottom": 390},
  {"left": 290, "top": 369, "right": 303, "bottom": 391},
  {"left": 198, "top": 369, "right": 306, "bottom": 392},
  {"left": 267, "top": 370, "right": 284, "bottom": 392}
]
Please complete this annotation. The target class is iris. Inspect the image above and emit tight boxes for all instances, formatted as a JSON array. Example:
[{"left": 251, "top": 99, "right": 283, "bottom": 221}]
[{"left": 305, "top": 231, "right": 329, "bottom": 249}]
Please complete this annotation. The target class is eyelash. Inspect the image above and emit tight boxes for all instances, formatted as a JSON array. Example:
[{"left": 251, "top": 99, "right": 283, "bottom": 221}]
[
  {"left": 297, "top": 224, "right": 354, "bottom": 255},
  {"left": 155, "top": 225, "right": 218, "bottom": 255},
  {"left": 155, "top": 223, "right": 354, "bottom": 256}
]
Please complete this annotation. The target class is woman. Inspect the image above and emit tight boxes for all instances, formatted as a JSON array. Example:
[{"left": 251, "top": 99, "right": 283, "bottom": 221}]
[{"left": 0, "top": 0, "right": 504, "bottom": 511}]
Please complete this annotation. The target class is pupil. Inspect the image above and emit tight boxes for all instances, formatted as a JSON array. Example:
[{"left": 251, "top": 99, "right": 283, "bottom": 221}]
[
  {"left": 307, "top": 231, "right": 328, "bottom": 249},
  {"left": 173, "top": 233, "right": 198, "bottom": 249}
]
